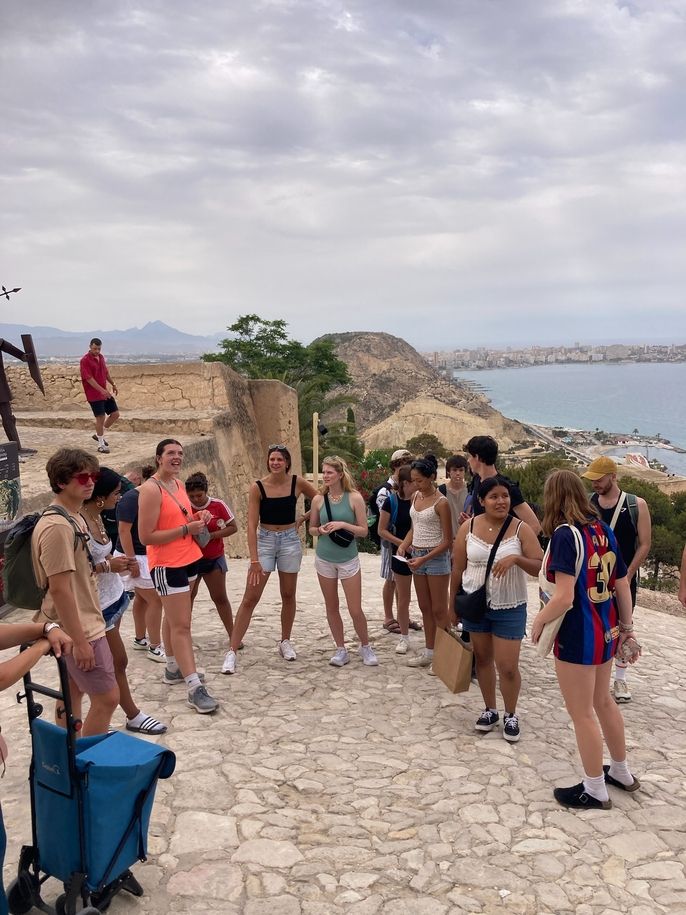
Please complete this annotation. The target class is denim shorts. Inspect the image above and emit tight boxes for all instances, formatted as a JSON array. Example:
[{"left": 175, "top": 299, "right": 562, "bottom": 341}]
[
  {"left": 461, "top": 602, "right": 527, "bottom": 641},
  {"left": 411, "top": 547, "right": 451, "bottom": 576},
  {"left": 103, "top": 591, "right": 130, "bottom": 632},
  {"left": 257, "top": 527, "right": 303, "bottom": 574}
]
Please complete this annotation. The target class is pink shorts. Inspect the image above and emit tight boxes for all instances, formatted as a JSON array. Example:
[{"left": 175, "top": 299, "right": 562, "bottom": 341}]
[{"left": 64, "top": 636, "right": 117, "bottom": 695}]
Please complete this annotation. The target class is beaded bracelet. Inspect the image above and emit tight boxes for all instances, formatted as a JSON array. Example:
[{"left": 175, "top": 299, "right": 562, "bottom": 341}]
[{"left": 619, "top": 621, "right": 634, "bottom": 632}]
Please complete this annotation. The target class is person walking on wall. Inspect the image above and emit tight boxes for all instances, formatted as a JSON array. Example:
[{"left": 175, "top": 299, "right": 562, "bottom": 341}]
[
  {"left": 79, "top": 338, "right": 120, "bottom": 455},
  {"left": 582, "top": 456, "right": 651, "bottom": 704}
]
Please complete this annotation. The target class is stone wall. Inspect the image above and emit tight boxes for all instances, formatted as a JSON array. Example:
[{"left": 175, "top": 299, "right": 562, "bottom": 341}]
[{"left": 7, "top": 361, "right": 302, "bottom": 558}]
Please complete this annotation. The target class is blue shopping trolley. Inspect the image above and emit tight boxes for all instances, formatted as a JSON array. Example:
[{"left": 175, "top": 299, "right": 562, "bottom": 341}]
[{"left": 7, "top": 652, "right": 175, "bottom": 915}]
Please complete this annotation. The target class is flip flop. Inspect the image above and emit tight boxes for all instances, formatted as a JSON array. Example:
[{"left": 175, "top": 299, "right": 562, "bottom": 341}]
[
  {"left": 382, "top": 619, "right": 401, "bottom": 634},
  {"left": 603, "top": 765, "right": 640, "bottom": 792},
  {"left": 126, "top": 715, "right": 168, "bottom": 735},
  {"left": 408, "top": 620, "right": 424, "bottom": 631}
]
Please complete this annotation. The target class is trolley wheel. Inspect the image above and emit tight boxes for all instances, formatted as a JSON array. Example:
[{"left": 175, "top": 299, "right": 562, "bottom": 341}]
[{"left": 7, "top": 873, "right": 36, "bottom": 915}]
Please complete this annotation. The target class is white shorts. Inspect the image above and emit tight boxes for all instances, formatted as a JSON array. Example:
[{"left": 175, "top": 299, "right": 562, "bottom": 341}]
[
  {"left": 113, "top": 551, "right": 154, "bottom": 590},
  {"left": 314, "top": 555, "right": 361, "bottom": 580}
]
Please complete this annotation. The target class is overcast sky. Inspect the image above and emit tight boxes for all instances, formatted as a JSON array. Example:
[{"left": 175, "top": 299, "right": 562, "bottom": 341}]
[{"left": 3, "top": 0, "right": 686, "bottom": 349}]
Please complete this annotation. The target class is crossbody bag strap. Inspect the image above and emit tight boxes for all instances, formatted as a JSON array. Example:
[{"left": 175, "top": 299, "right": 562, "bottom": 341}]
[
  {"left": 484, "top": 515, "right": 514, "bottom": 580},
  {"left": 608, "top": 492, "right": 627, "bottom": 531},
  {"left": 323, "top": 493, "right": 333, "bottom": 524},
  {"left": 152, "top": 478, "right": 190, "bottom": 519}
]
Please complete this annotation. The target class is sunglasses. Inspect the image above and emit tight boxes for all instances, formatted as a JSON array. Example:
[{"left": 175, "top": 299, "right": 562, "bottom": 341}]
[
  {"left": 268, "top": 444, "right": 288, "bottom": 452},
  {"left": 73, "top": 471, "right": 100, "bottom": 486}
]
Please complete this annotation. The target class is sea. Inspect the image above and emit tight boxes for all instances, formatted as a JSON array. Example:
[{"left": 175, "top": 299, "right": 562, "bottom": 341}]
[{"left": 453, "top": 362, "right": 686, "bottom": 477}]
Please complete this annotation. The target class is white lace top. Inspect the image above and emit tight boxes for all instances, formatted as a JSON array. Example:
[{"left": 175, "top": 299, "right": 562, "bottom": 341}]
[
  {"left": 90, "top": 536, "right": 124, "bottom": 611},
  {"left": 409, "top": 494, "right": 448, "bottom": 549},
  {"left": 462, "top": 522, "right": 528, "bottom": 610}
]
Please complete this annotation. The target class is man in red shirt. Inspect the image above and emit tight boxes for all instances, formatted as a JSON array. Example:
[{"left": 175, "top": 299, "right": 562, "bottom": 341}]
[{"left": 79, "top": 338, "right": 120, "bottom": 454}]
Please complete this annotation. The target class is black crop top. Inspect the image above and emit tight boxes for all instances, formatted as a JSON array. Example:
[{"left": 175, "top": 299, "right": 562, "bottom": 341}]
[{"left": 257, "top": 474, "right": 298, "bottom": 525}]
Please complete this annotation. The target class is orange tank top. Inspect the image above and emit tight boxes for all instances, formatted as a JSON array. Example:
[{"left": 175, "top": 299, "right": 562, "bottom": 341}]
[{"left": 146, "top": 480, "right": 203, "bottom": 569}]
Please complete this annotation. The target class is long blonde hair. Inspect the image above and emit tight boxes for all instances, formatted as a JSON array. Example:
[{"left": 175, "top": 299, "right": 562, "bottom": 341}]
[
  {"left": 542, "top": 469, "right": 598, "bottom": 537},
  {"left": 321, "top": 455, "right": 356, "bottom": 495}
]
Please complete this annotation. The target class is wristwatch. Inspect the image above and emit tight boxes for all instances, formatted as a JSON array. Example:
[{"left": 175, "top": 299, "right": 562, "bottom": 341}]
[{"left": 43, "top": 622, "right": 61, "bottom": 636}]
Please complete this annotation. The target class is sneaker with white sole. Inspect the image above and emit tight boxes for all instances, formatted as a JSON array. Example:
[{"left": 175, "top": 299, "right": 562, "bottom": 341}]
[
  {"left": 279, "top": 639, "right": 297, "bottom": 661},
  {"left": 408, "top": 650, "right": 433, "bottom": 668},
  {"left": 147, "top": 644, "right": 166, "bottom": 663},
  {"left": 475, "top": 708, "right": 500, "bottom": 732},
  {"left": 395, "top": 636, "right": 409, "bottom": 655},
  {"left": 97, "top": 445, "right": 110, "bottom": 454},
  {"left": 613, "top": 679, "right": 631, "bottom": 703},
  {"left": 222, "top": 649, "right": 237, "bottom": 675},
  {"left": 503, "top": 713, "right": 520, "bottom": 743},
  {"left": 92, "top": 434, "right": 109, "bottom": 446},
  {"left": 132, "top": 637, "right": 149, "bottom": 650},
  {"left": 187, "top": 685, "right": 218, "bottom": 714},
  {"left": 164, "top": 667, "right": 206, "bottom": 686},
  {"left": 359, "top": 644, "right": 379, "bottom": 666},
  {"left": 329, "top": 647, "right": 350, "bottom": 667}
]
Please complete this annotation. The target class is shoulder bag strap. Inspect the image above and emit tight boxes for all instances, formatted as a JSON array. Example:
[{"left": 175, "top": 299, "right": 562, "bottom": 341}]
[
  {"left": 555, "top": 523, "right": 584, "bottom": 580},
  {"left": 608, "top": 491, "right": 627, "bottom": 531},
  {"left": 323, "top": 493, "right": 333, "bottom": 523},
  {"left": 484, "top": 515, "right": 514, "bottom": 580},
  {"left": 43, "top": 506, "right": 95, "bottom": 568},
  {"left": 152, "top": 478, "right": 190, "bottom": 519}
]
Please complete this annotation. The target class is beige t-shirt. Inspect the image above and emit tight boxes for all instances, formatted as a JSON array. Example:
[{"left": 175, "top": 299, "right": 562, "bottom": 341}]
[{"left": 31, "top": 508, "right": 106, "bottom": 642}]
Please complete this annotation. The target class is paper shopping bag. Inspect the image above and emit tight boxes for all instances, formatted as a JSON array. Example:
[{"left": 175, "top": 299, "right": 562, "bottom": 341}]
[{"left": 433, "top": 627, "right": 473, "bottom": 694}]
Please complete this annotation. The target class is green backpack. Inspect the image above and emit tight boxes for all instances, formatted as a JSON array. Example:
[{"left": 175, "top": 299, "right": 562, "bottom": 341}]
[{"left": 2, "top": 506, "right": 86, "bottom": 611}]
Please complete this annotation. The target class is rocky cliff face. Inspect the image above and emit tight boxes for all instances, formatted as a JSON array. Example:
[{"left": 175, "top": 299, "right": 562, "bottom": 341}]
[{"left": 319, "top": 331, "right": 526, "bottom": 451}]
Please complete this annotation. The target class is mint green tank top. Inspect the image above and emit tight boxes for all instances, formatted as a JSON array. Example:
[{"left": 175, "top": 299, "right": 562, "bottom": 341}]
[{"left": 315, "top": 492, "right": 359, "bottom": 562}]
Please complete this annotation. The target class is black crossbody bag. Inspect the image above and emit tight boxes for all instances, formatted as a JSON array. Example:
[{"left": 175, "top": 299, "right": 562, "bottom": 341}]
[
  {"left": 323, "top": 493, "right": 355, "bottom": 548},
  {"left": 455, "top": 515, "right": 513, "bottom": 623}
]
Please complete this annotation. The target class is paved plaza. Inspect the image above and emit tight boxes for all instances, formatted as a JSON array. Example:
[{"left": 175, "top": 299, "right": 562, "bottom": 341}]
[{"left": 1, "top": 555, "right": 685, "bottom": 914}]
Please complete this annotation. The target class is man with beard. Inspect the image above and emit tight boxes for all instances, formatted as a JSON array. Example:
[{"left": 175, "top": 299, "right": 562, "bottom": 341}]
[{"left": 582, "top": 457, "right": 651, "bottom": 704}]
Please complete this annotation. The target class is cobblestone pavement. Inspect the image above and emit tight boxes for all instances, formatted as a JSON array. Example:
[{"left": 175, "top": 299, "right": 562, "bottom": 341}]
[{"left": 1, "top": 555, "right": 685, "bottom": 914}]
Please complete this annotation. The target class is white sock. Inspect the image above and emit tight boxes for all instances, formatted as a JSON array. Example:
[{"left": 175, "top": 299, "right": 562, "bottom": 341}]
[
  {"left": 185, "top": 673, "right": 202, "bottom": 691},
  {"left": 583, "top": 771, "right": 609, "bottom": 802},
  {"left": 127, "top": 711, "right": 147, "bottom": 727},
  {"left": 608, "top": 758, "right": 634, "bottom": 787},
  {"left": 97, "top": 435, "right": 105, "bottom": 446},
  {"left": 166, "top": 655, "right": 179, "bottom": 673},
  {"left": 425, "top": 648, "right": 434, "bottom": 658},
  {"left": 614, "top": 662, "right": 628, "bottom": 681}
]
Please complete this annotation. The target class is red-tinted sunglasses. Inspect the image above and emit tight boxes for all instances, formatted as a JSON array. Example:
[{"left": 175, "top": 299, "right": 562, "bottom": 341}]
[{"left": 73, "top": 471, "right": 100, "bottom": 485}]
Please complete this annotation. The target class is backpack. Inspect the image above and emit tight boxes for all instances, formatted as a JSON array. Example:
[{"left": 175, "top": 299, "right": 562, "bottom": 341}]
[
  {"left": 387, "top": 492, "right": 399, "bottom": 534},
  {"left": 366, "top": 482, "right": 391, "bottom": 546},
  {"left": 2, "top": 506, "right": 90, "bottom": 611},
  {"left": 591, "top": 491, "right": 639, "bottom": 545}
]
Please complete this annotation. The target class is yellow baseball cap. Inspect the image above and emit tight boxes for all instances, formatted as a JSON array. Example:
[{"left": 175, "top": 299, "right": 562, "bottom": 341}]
[{"left": 581, "top": 456, "right": 618, "bottom": 480}]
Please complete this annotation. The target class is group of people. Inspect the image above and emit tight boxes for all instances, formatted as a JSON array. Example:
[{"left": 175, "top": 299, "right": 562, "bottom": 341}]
[{"left": 4, "top": 431, "right": 657, "bottom": 820}]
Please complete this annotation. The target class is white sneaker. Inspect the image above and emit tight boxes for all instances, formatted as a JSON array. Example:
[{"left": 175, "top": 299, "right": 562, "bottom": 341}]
[
  {"left": 222, "top": 649, "right": 237, "bottom": 675},
  {"left": 408, "top": 650, "right": 433, "bottom": 668},
  {"left": 147, "top": 644, "right": 166, "bottom": 663},
  {"left": 395, "top": 636, "right": 409, "bottom": 655},
  {"left": 359, "top": 644, "right": 379, "bottom": 666},
  {"left": 132, "top": 637, "right": 149, "bottom": 651},
  {"left": 329, "top": 647, "right": 350, "bottom": 667},
  {"left": 97, "top": 444, "right": 110, "bottom": 454},
  {"left": 279, "top": 639, "right": 297, "bottom": 661},
  {"left": 613, "top": 679, "right": 631, "bottom": 703}
]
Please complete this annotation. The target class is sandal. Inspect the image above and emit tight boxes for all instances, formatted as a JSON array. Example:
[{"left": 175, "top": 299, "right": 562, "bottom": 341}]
[
  {"left": 382, "top": 619, "right": 401, "bottom": 634},
  {"left": 408, "top": 620, "right": 424, "bottom": 631},
  {"left": 126, "top": 714, "right": 168, "bottom": 736},
  {"left": 603, "top": 765, "right": 640, "bottom": 792}
]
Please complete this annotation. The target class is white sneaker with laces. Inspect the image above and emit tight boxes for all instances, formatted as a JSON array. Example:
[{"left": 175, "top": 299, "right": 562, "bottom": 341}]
[
  {"left": 359, "top": 644, "right": 379, "bottom": 666},
  {"left": 408, "top": 650, "right": 432, "bottom": 668},
  {"left": 329, "top": 647, "right": 350, "bottom": 667},
  {"left": 613, "top": 679, "right": 631, "bottom": 703},
  {"left": 279, "top": 639, "right": 297, "bottom": 661},
  {"left": 147, "top": 644, "right": 166, "bottom": 663},
  {"left": 395, "top": 636, "right": 409, "bottom": 655},
  {"left": 222, "top": 649, "right": 237, "bottom": 675}
]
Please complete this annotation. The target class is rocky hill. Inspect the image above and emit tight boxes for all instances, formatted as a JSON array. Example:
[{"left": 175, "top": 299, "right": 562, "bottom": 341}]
[{"left": 318, "top": 332, "right": 527, "bottom": 451}]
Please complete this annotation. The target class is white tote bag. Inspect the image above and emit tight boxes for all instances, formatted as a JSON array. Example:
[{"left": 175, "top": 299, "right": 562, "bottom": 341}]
[{"left": 537, "top": 524, "right": 583, "bottom": 658}]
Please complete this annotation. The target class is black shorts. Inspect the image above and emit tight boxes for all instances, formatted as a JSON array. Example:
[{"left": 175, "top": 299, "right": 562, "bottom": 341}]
[
  {"left": 150, "top": 561, "right": 200, "bottom": 596},
  {"left": 196, "top": 555, "right": 228, "bottom": 575},
  {"left": 89, "top": 397, "right": 118, "bottom": 417},
  {"left": 392, "top": 555, "right": 412, "bottom": 577}
]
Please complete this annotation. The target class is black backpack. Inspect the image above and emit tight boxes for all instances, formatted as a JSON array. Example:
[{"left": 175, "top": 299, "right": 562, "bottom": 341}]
[
  {"left": 366, "top": 483, "right": 390, "bottom": 547},
  {"left": 2, "top": 506, "right": 90, "bottom": 611}
]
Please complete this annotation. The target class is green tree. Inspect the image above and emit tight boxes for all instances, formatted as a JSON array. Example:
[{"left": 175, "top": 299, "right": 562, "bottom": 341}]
[
  {"left": 499, "top": 454, "right": 575, "bottom": 507},
  {"left": 405, "top": 433, "right": 448, "bottom": 459}
]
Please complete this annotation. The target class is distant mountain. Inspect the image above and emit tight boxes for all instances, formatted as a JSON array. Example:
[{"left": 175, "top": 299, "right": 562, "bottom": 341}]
[{"left": 0, "top": 321, "right": 223, "bottom": 358}]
